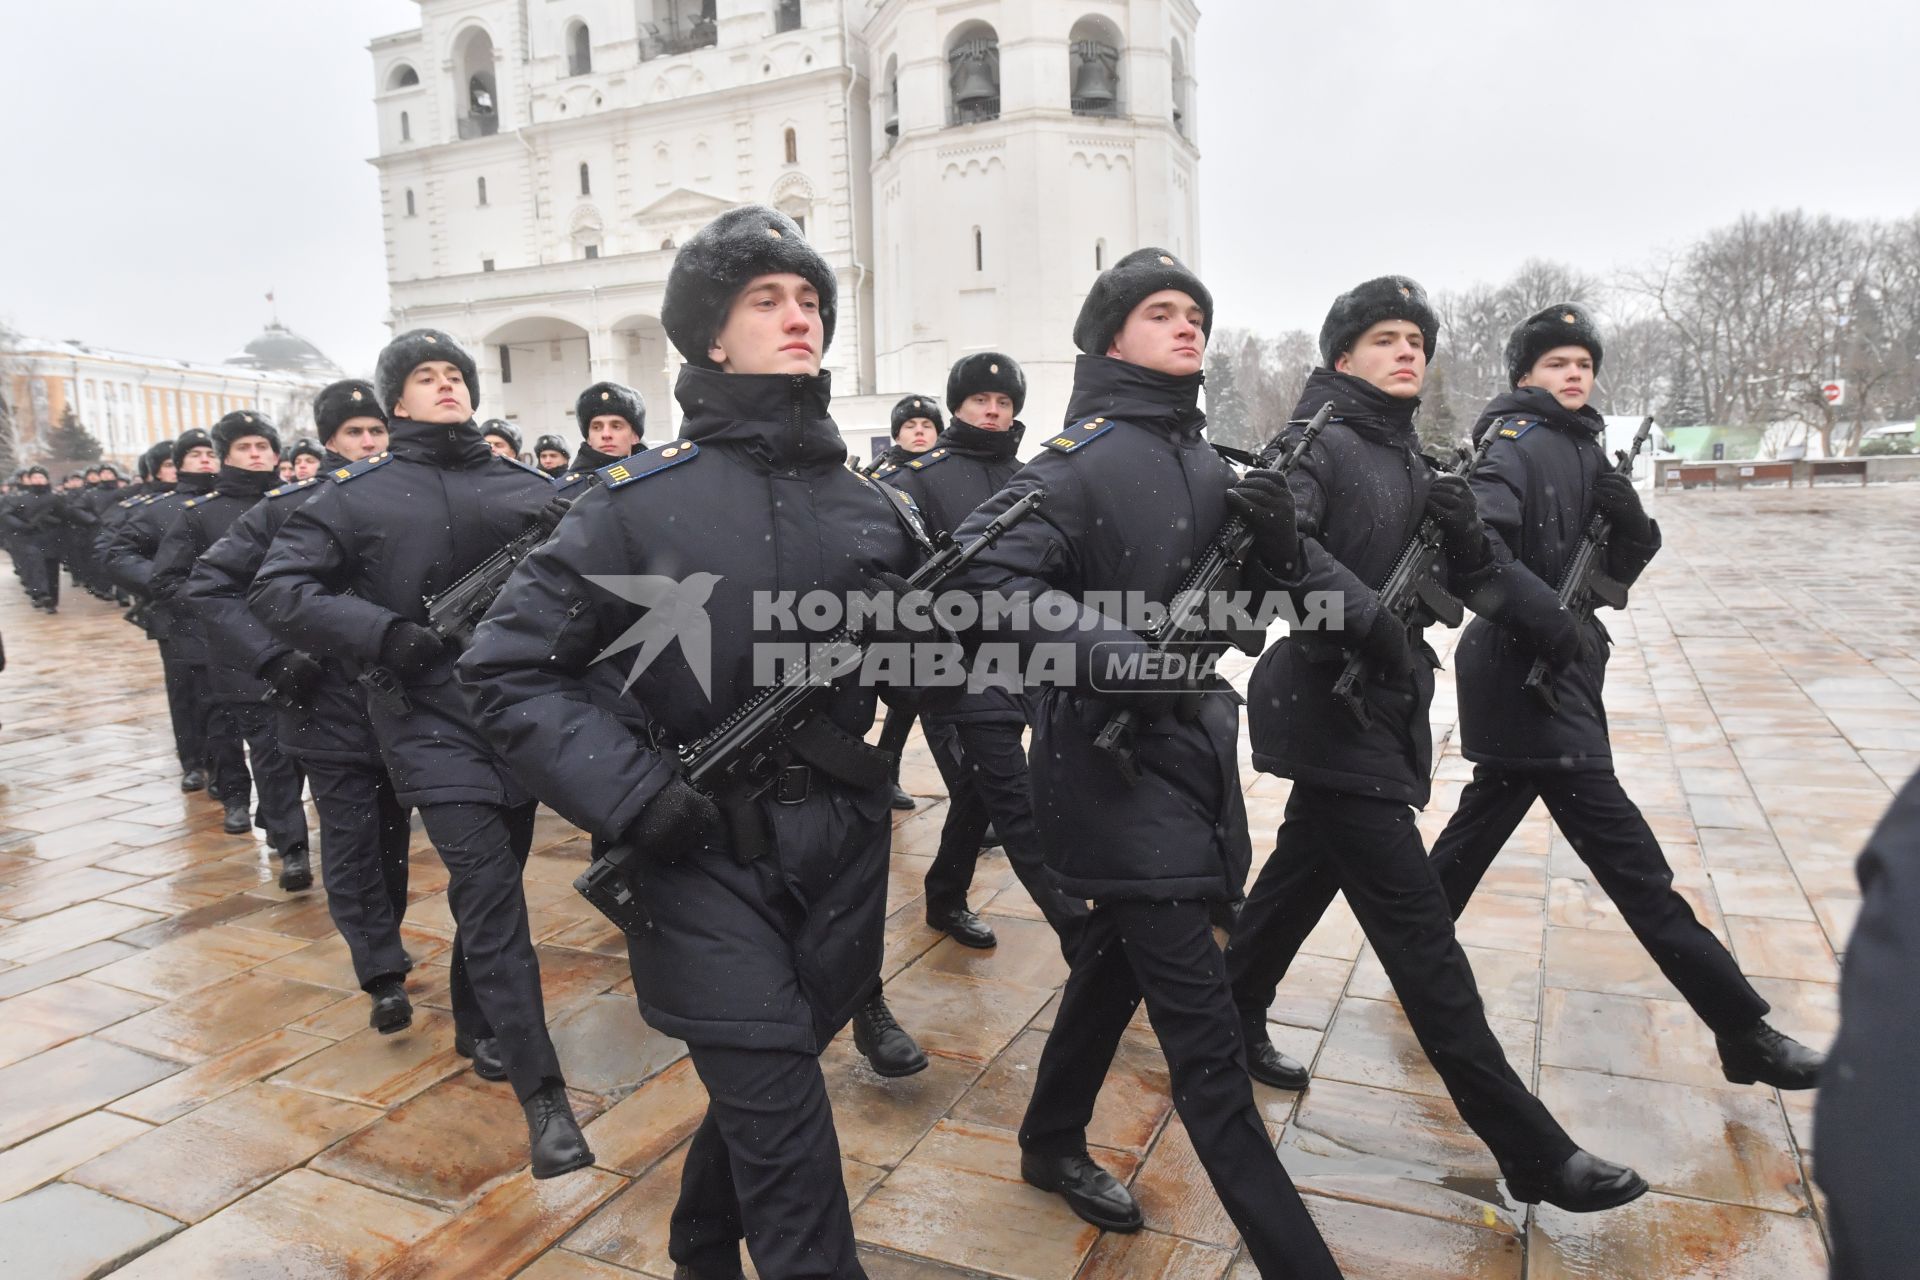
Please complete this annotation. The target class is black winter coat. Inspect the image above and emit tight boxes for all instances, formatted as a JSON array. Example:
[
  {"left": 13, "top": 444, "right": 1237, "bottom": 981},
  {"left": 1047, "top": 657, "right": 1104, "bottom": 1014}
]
[
  {"left": 1455, "top": 388, "right": 1661, "bottom": 771},
  {"left": 459, "top": 367, "right": 923, "bottom": 1053},
  {"left": 153, "top": 466, "right": 283, "bottom": 702},
  {"left": 949, "top": 353, "right": 1255, "bottom": 904},
  {"left": 0, "top": 490, "right": 62, "bottom": 557},
  {"left": 101, "top": 473, "right": 216, "bottom": 654},
  {"left": 881, "top": 419, "right": 1027, "bottom": 725},
  {"left": 188, "top": 459, "right": 380, "bottom": 762},
  {"left": 249, "top": 421, "right": 555, "bottom": 807},
  {"left": 1247, "top": 369, "right": 1483, "bottom": 808}
]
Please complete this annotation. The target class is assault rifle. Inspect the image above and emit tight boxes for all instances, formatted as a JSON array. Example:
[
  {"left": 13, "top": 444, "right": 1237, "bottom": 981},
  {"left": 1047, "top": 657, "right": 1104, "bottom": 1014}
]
[
  {"left": 1522, "top": 415, "right": 1656, "bottom": 712},
  {"left": 424, "top": 509, "right": 567, "bottom": 649},
  {"left": 575, "top": 488, "right": 1046, "bottom": 934},
  {"left": 1091, "top": 401, "right": 1334, "bottom": 784},
  {"left": 1330, "top": 432, "right": 1495, "bottom": 730}
]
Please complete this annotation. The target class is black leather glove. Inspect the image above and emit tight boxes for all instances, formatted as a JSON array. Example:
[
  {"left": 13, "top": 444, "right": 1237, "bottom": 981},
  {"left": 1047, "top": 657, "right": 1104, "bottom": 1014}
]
[
  {"left": 1592, "top": 472, "right": 1651, "bottom": 541},
  {"left": 378, "top": 620, "right": 446, "bottom": 678},
  {"left": 262, "top": 651, "right": 324, "bottom": 703},
  {"left": 857, "top": 570, "right": 942, "bottom": 647},
  {"left": 1359, "top": 611, "right": 1417, "bottom": 681},
  {"left": 535, "top": 495, "right": 574, "bottom": 535},
  {"left": 1225, "top": 469, "right": 1298, "bottom": 572},
  {"left": 624, "top": 776, "right": 721, "bottom": 864},
  {"left": 1424, "top": 475, "right": 1484, "bottom": 547},
  {"left": 1536, "top": 612, "right": 1588, "bottom": 672}
]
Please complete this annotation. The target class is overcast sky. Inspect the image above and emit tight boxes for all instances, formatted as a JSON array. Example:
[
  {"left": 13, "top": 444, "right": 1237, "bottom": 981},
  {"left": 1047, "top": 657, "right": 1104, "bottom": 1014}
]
[{"left": 3, "top": 1, "right": 1917, "bottom": 375}]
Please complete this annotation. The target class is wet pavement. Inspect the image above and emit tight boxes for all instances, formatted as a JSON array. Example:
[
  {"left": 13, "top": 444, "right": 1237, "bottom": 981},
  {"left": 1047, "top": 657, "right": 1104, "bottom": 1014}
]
[{"left": 1, "top": 482, "right": 1914, "bottom": 1278}]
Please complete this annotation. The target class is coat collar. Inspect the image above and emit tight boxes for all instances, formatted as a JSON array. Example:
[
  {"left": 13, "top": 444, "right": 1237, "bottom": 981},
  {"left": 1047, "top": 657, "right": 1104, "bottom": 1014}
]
[
  {"left": 1063, "top": 354, "right": 1207, "bottom": 439},
  {"left": 673, "top": 366, "right": 847, "bottom": 473}
]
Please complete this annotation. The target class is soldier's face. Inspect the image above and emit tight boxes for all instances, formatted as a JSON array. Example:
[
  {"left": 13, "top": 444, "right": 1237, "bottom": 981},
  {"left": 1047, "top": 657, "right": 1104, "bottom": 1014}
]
[
  {"left": 63, "top": 477, "right": 85, "bottom": 490},
  {"left": 956, "top": 393, "right": 1014, "bottom": 432},
  {"left": 538, "top": 449, "right": 569, "bottom": 470},
  {"left": 484, "top": 434, "right": 518, "bottom": 458},
  {"left": 1107, "top": 290, "right": 1207, "bottom": 378},
  {"left": 1519, "top": 346, "right": 1595, "bottom": 411},
  {"left": 293, "top": 455, "right": 322, "bottom": 480},
  {"left": 179, "top": 446, "right": 218, "bottom": 474},
  {"left": 1336, "top": 320, "right": 1426, "bottom": 399},
  {"left": 394, "top": 361, "right": 473, "bottom": 423},
  {"left": 708, "top": 274, "right": 823, "bottom": 376},
  {"left": 228, "top": 436, "right": 279, "bottom": 473},
  {"left": 156, "top": 460, "right": 178, "bottom": 483},
  {"left": 331, "top": 417, "right": 389, "bottom": 461},
  {"left": 896, "top": 419, "right": 939, "bottom": 452},
  {"left": 587, "top": 415, "right": 641, "bottom": 455}
]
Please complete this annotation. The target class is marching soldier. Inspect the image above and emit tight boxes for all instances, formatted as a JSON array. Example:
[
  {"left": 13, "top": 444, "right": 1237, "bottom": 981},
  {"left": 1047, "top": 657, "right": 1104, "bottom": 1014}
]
[
  {"left": 192, "top": 381, "right": 413, "bottom": 1028},
  {"left": 533, "top": 434, "right": 571, "bottom": 477},
  {"left": 1428, "top": 304, "right": 1822, "bottom": 1087},
  {"left": 249, "top": 329, "right": 591, "bottom": 1178},
  {"left": 871, "top": 395, "right": 947, "bottom": 809},
  {"left": 154, "top": 411, "right": 312, "bottom": 886},
  {"left": 880, "top": 354, "right": 1087, "bottom": 953},
  {"left": 947, "top": 249, "right": 1345, "bottom": 1277},
  {"left": 2, "top": 466, "right": 71, "bottom": 612},
  {"left": 289, "top": 438, "right": 326, "bottom": 481},
  {"left": 1223, "top": 277, "right": 1647, "bottom": 1213},
  {"left": 481, "top": 419, "right": 522, "bottom": 460},
  {"left": 551, "top": 381, "right": 646, "bottom": 495},
  {"left": 461, "top": 206, "right": 928, "bottom": 1278}
]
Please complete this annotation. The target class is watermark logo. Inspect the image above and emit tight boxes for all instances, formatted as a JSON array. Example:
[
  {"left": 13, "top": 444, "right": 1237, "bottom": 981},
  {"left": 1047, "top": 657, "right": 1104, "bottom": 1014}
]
[{"left": 586, "top": 573, "right": 722, "bottom": 698}]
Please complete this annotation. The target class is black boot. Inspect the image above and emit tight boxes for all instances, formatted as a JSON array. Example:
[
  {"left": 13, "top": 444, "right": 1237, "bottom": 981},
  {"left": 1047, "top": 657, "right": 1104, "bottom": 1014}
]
[
  {"left": 279, "top": 844, "right": 313, "bottom": 892},
  {"left": 1718, "top": 1020, "right": 1823, "bottom": 1090},
  {"left": 890, "top": 782, "right": 916, "bottom": 811},
  {"left": 1507, "top": 1149, "right": 1649, "bottom": 1212},
  {"left": 367, "top": 978, "right": 413, "bottom": 1034},
  {"left": 455, "top": 1031, "right": 509, "bottom": 1081},
  {"left": 523, "top": 1082, "right": 594, "bottom": 1179},
  {"left": 673, "top": 1263, "right": 746, "bottom": 1280},
  {"left": 927, "top": 902, "right": 997, "bottom": 949},
  {"left": 980, "top": 824, "right": 1001, "bottom": 849},
  {"left": 222, "top": 800, "right": 251, "bottom": 835},
  {"left": 1241, "top": 1012, "right": 1310, "bottom": 1090},
  {"left": 852, "top": 991, "right": 928, "bottom": 1077},
  {"left": 180, "top": 768, "right": 207, "bottom": 793},
  {"left": 1020, "top": 1149, "right": 1142, "bottom": 1232}
]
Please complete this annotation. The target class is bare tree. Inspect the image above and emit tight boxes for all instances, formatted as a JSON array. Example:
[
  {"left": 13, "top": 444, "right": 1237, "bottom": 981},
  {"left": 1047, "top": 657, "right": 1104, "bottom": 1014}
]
[{"left": 0, "top": 319, "right": 22, "bottom": 474}]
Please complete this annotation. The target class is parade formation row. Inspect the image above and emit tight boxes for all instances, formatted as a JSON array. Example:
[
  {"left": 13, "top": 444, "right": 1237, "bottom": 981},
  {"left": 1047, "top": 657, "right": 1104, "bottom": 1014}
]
[{"left": 0, "top": 208, "right": 1843, "bottom": 1279}]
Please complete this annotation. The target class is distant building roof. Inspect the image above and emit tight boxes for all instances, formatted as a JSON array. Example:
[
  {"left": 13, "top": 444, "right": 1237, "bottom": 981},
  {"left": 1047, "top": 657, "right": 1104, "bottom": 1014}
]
[{"left": 223, "top": 322, "right": 342, "bottom": 378}]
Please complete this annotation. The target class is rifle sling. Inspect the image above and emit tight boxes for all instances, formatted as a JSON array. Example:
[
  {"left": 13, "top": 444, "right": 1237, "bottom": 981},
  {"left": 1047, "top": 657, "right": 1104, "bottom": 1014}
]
[{"left": 785, "top": 714, "right": 895, "bottom": 791}]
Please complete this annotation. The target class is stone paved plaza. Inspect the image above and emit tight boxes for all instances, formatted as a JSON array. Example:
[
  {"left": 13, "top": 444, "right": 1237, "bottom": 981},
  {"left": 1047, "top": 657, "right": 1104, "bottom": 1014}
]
[{"left": 1, "top": 483, "right": 1916, "bottom": 1279}]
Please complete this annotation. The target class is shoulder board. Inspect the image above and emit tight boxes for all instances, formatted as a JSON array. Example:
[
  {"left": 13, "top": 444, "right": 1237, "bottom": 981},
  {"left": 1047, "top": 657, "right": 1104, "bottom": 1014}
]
[
  {"left": 1041, "top": 416, "right": 1117, "bottom": 454},
  {"left": 182, "top": 497, "right": 206, "bottom": 509},
  {"left": 601, "top": 441, "right": 699, "bottom": 490},
  {"left": 117, "top": 494, "right": 150, "bottom": 509},
  {"left": 858, "top": 473, "right": 934, "bottom": 552},
  {"left": 902, "top": 447, "right": 953, "bottom": 473},
  {"left": 265, "top": 477, "right": 322, "bottom": 500},
  {"left": 503, "top": 456, "right": 550, "bottom": 479},
  {"left": 553, "top": 469, "right": 602, "bottom": 492},
  {"left": 870, "top": 461, "right": 900, "bottom": 480},
  {"left": 1494, "top": 417, "right": 1538, "bottom": 441},
  {"left": 328, "top": 451, "right": 394, "bottom": 483}
]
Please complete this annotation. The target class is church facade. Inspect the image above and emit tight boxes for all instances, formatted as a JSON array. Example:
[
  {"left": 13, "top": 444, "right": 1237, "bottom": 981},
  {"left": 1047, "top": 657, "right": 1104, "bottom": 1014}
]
[{"left": 370, "top": 0, "right": 1200, "bottom": 458}]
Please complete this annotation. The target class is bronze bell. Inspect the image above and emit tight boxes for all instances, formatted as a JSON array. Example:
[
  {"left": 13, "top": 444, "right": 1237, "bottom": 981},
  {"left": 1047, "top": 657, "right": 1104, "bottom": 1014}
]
[
  {"left": 1071, "top": 42, "right": 1117, "bottom": 106},
  {"left": 951, "top": 44, "right": 998, "bottom": 107}
]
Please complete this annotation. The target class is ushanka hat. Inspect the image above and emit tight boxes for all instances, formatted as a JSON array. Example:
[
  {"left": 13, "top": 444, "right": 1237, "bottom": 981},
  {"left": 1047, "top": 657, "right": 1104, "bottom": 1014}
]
[
  {"left": 575, "top": 382, "right": 646, "bottom": 439},
  {"left": 662, "top": 205, "right": 837, "bottom": 369},
  {"left": 889, "top": 394, "right": 944, "bottom": 438},
  {"left": 313, "top": 380, "right": 385, "bottom": 440},
  {"left": 1506, "top": 303, "right": 1604, "bottom": 386},
  {"left": 1318, "top": 275, "right": 1440, "bottom": 367},
  {"left": 1073, "top": 247, "right": 1214, "bottom": 356},
  {"left": 946, "top": 353, "right": 1026, "bottom": 416},
  {"left": 375, "top": 329, "right": 479, "bottom": 415}
]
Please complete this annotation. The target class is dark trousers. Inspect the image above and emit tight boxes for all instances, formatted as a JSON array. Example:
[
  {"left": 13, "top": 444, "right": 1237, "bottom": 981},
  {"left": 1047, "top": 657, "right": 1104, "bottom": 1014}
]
[
  {"left": 877, "top": 702, "right": 914, "bottom": 770},
  {"left": 306, "top": 758, "right": 412, "bottom": 990},
  {"left": 203, "top": 703, "right": 249, "bottom": 805},
  {"left": 416, "top": 800, "right": 559, "bottom": 1102},
  {"left": 1023, "top": 899, "right": 1341, "bottom": 1280},
  {"left": 669, "top": 1043, "right": 864, "bottom": 1279},
  {"left": 221, "top": 702, "right": 310, "bottom": 854},
  {"left": 924, "top": 719, "right": 1087, "bottom": 945},
  {"left": 159, "top": 645, "right": 209, "bottom": 771},
  {"left": 1429, "top": 764, "right": 1769, "bottom": 1037},
  {"left": 20, "top": 552, "right": 59, "bottom": 603},
  {"left": 1225, "top": 784, "right": 1577, "bottom": 1178}
]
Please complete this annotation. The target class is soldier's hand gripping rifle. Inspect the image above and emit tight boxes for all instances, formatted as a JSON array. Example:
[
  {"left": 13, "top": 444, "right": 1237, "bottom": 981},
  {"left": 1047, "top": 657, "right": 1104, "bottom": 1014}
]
[
  {"left": 575, "top": 488, "right": 1047, "bottom": 933},
  {"left": 424, "top": 500, "right": 573, "bottom": 650},
  {"left": 1330, "top": 433, "right": 1496, "bottom": 731},
  {"left": 1091, "top": 402, "right": 1334, "bottom": 785},
  {"left": 1521, "top": 415, "right": 1655, "bottom": 713}
]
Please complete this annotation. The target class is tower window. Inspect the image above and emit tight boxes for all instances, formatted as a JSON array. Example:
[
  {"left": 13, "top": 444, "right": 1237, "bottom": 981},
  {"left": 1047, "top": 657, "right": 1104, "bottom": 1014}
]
[
  {"left": 946, "top": 22, "right": 1001, "bottom": 127},
  {"left": 477, "top": 176, "right": 488, "bottom": 206},
  {"left": 400, "top": 110, "right": 411, "bottom": 142},
  {"left": 775, "top": 0, "right": 802, "bottom": 34},
  {"left": 974, "top": 227, "right": 984, "bottom": 272},
  {"left": 1095, "top": 239, "right": 1104, "bottom": 270},
  {"left": 784, "top": 128, "right": 798, "bottom": 165},
  {"left": 584, "top": 244, "right": 600, "bottom": 259},
  {"left": 579, "top": 162, "right": 591, "bottom": 195},
  {"left": 500, "top": 344, "right": 513, "bottom": 383},
  {"left": 567, "top": 21, "right": 592, "bottom": 76},
  {"left": 482, "top": 258, "right": 496, "bottom": 272},
  {"left": 404, "top": 188, "right": 416, "bottom": 217}
]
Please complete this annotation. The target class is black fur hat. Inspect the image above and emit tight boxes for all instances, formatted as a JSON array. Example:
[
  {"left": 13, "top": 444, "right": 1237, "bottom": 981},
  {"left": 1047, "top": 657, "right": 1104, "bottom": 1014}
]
[
  {"left": 376, "top": 328, "right": 479, "bottom": 415},
  {"left": 1318, "top": 275, "right": 1440, "bottom": 367},
  {"left": 172, "top": 428, "right": 216, "bottom": 469},
  {"left": 480, "top": 419, "right": 523, "bottom": 453},
  {"left": 1073, "top": 247, "right": 1214, "bottom": 356},
  {"left": 1506, "top": 303, "right": 1604, "bottom": 386},
  {"left": 890, "top": 394, "right": 944, "bottom": 438},
  {"left": 139, "top": 439, "right": 175, "bottom": 481},
  {"left": 946, "top": 353, "right": 1026, "bottom": 415},
  {"left": 313, "top": 379, "right": 385, "bottom": 441},
  {"left": 662, "top": 205, "right": 837, "bottom": 369},
  {"left": 211, "top": 411, "right": 281, "bottom": 461},
  {"left": 533, "top": 434, "right": 569, "bottom": 458},
  {"left": 289, "top": 438, "right": 326, "bottom": 465},
  {"left": 575, "top": 382, "right": 646, "bottom": 439}
]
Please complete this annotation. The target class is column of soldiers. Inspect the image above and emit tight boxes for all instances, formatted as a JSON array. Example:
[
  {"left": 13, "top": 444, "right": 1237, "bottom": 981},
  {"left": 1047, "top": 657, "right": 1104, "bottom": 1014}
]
[{"left": 0, "top": 207, "right": 1838, "bottom": 1279}]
